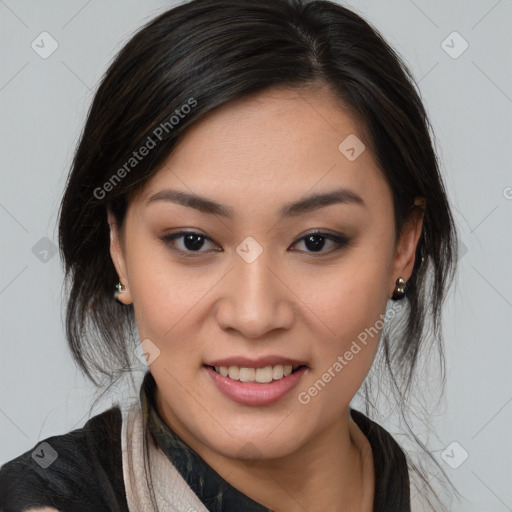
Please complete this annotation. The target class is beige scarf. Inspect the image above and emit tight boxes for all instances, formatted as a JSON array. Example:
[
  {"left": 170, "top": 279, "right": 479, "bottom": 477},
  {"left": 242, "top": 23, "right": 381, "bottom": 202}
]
[{"left": 121, "top": 400, "right": 209, "bottom": 512}]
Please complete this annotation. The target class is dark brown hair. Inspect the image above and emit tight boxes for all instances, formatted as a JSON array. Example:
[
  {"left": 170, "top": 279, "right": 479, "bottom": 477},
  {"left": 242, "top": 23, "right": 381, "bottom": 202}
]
[{"left": 58, "top": 0, "right": 459, "bottom": 509}]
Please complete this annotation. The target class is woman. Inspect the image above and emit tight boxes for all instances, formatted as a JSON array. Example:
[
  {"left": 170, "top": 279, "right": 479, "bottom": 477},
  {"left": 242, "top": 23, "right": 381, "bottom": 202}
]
[{"left": 0, "top": 0, "right": 458, "bottom": 511}]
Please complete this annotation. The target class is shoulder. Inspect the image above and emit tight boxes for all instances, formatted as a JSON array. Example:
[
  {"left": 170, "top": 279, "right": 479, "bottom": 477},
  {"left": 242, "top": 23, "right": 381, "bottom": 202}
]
[
  {"left": 350, "top": 408, "right": 408, "bottom": 465},
  {"left": 350, "top": 408, "right": 411, "bottom": 512},
  {"left": 0, "top": 406, "right": 129, "bottom": 512}
]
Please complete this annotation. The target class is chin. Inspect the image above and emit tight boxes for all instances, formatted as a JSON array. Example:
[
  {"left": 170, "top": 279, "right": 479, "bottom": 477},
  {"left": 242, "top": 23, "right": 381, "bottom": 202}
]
[{"left": 191, "top": 418, "right": 310, "bottom": 462}]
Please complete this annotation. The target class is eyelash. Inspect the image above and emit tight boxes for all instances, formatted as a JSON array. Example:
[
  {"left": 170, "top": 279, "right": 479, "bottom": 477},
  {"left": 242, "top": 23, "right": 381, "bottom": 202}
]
[{"left": 160, "top": 230, "right": 350, "bottom": 257}]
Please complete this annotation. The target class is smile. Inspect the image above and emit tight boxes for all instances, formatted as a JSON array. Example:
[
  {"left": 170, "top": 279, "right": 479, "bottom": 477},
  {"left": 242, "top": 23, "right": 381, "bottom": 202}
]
[
  {"left": 204, "top": 362, "right": 308, "bottom": 406},
  {"left": 209, "top": 364, "right": 305, "bottom": 383}
]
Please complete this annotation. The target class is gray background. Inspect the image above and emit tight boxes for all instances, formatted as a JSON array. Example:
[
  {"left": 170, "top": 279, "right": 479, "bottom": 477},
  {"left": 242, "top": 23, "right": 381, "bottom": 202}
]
[{"left": 1, "top": 1, "right": 511, "bottom": 510}]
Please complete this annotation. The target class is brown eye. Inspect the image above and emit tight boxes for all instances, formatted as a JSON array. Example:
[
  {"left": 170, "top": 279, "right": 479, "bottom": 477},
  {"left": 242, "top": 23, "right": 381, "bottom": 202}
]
[
  {"left": 161, "top": 231, "right": 218, "bottom": 255},
  {"left": 291, "top": 231, "right": 349, "bottom": 254}
]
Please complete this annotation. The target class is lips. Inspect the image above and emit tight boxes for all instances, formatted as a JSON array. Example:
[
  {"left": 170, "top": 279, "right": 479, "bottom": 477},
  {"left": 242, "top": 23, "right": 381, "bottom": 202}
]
[
  {"left": 205, "top": 365, "right": 307, "bottom": 406},
  {"left": 203, "top": 356, "right": 308, "bottom": 406}
]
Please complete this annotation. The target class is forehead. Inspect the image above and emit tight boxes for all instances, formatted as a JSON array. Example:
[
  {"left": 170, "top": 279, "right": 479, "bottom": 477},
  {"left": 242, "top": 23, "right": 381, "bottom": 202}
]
[{"left": 136, "top": 86, "right": 389, "bottom": 215}]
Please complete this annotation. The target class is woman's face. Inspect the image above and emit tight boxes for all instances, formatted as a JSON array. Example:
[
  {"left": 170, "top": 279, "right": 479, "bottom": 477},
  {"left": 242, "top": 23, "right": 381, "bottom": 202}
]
[{"left": 109, "top": 85, "right": 423, "bottom": 461}]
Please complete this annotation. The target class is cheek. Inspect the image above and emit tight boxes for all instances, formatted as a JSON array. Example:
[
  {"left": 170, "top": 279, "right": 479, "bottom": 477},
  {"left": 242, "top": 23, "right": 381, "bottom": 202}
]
[
  {"left": 293, "top": 251, "right": 391, "bottom": 408},
  {"left": 124, "top": 232, "right": 212, "bottom": 356},
  {"left": 303, "top": 251, "right": 391, "bottom": 347}
]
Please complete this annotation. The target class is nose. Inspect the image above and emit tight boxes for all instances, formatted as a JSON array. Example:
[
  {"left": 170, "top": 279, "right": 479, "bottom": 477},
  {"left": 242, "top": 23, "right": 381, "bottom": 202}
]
[{"left": 215, "top": 248, "right": 295, "bottom": 339}]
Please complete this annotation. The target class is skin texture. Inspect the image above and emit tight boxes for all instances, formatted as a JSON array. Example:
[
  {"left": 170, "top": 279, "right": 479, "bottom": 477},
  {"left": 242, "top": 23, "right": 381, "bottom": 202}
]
[{"left": 109, "top": 85, "right": 425, "bottom": 512}]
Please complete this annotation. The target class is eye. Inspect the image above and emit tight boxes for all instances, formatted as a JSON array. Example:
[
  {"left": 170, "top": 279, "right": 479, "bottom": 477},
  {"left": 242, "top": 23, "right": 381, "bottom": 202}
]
[
  {"left": 161, "top": 231, "right": 218, "bottom": 255},
  {"left": 161, "top": 229, "right": 349, "bottom": 256},
  {"left": 290, "top": 230, "right": 349, "bottom": 254}
]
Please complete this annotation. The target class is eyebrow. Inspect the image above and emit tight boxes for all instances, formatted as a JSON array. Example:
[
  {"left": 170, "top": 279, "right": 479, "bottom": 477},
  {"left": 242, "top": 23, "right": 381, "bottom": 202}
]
[{"left": 146, "top": 187, "right": 365, "bottom": 218}]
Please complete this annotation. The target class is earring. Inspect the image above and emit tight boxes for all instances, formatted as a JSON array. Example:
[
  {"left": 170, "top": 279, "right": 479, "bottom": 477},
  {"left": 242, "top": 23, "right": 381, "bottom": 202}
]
[
  {"left": 114, "top": 281, "right": 126, "bottom": 302},
  {"left": 391, "top": 277, "right": 406, "bottom": 300}
]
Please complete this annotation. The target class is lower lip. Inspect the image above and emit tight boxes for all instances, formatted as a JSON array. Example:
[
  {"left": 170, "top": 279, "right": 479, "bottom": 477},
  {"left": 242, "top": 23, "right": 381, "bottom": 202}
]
[{"left": 205, "top": 366, "right": 307, "bottom": 406}]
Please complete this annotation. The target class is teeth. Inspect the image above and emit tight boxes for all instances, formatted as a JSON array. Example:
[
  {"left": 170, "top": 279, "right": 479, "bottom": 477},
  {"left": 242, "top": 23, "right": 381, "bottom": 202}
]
[
  {"left": 272, "top": 365, "right": 284, "bottom": 380},
  {"left": 239, "top": 368, "right": 255, "bottom": 382},
  {"left": 213, "top": 364, "right": 303, "bottom": 383},
  {"left": 255, "top": 366, "right": 273, "bottom": 383},
  {"left": 228, "top": 366, "right": 239, "bottom": 380}
]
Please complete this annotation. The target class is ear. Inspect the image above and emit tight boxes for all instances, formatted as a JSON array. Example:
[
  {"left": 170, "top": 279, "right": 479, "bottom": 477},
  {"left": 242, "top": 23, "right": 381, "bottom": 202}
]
[
  {"left": 107, "top": 209, "right": 133, "bottom": 305},
  {"left": 388, "top": 197, "right": 426, "bottom": 298}
]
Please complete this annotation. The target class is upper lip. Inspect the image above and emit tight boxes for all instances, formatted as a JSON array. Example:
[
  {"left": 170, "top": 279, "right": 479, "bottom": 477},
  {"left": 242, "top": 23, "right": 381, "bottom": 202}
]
[{"left": 205, "top": 356, "right": 308, "bottom": 368}]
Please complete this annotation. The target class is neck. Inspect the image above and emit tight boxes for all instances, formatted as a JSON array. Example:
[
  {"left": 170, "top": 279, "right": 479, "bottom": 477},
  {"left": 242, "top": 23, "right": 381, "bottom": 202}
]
[{"left": 221, "top": 414, "right": 369, "bottom": 512}]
